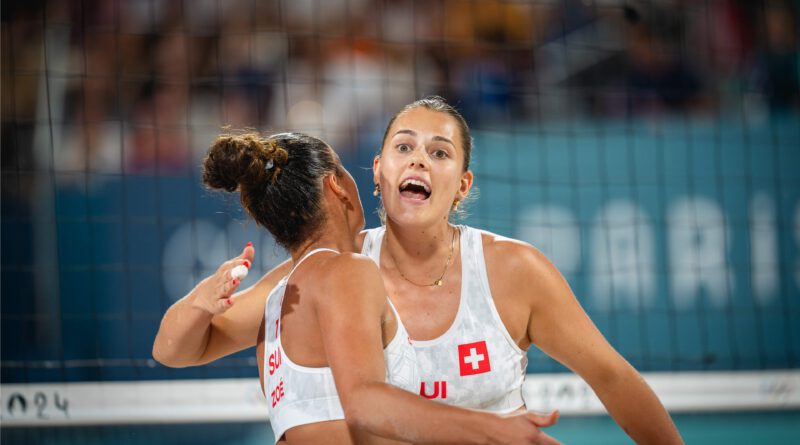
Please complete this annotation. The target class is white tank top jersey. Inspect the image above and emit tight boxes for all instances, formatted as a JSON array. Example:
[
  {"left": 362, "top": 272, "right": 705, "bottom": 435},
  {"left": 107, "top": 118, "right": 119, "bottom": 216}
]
[
  {"left": 362, "top": 225, "right": 528, "bottom": 413},
  {"left": 263, "top": 248, "right": 419, "bottom": 443}
]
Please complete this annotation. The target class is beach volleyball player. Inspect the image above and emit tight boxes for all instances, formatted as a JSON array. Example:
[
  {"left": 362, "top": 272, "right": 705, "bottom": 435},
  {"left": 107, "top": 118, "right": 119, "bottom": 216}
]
[
  {"left": 154, "top": 131, "right": 560, "bottom": 444},
  {"left": 360, "top": 97, "right": 680, "bottom": 443},
  {"left": 155, "top": 97, "right": 683, "bottom": 444}
]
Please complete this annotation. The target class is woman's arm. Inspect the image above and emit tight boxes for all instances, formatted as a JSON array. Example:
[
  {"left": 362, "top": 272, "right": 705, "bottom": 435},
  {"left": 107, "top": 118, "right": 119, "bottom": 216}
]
[
  {"left": 153, "top": 244, "right": 291, "bottom": 367},
  {"left": 314, "top": 254, "right": 561, "bottom": 445},
  {"left": 499, "top": 241, "right": 683, "bottom": 445}
]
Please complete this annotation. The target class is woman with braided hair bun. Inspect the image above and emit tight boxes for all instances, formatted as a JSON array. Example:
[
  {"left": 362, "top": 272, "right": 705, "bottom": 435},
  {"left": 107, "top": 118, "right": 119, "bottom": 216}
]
[
  {"left": 154, "top": 93, "right": 686, "bottom": 443},
  {"left": 155, "top": 94, "right": 686, "bottom": 443},
  {"left": 154, "top": 131, "right": 561, "bottom": 444}
]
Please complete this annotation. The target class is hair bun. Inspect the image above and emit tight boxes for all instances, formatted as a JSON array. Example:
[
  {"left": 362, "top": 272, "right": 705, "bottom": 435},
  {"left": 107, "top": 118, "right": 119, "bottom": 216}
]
[
  {"left": 202, "top": 132, "right": 287, "bottom": 193},
  {"left": 262, "top": 139, "right": 289, "bottom": 182},
  {"left": 202, "top": 131, "right": 337, "bottom": 251}
]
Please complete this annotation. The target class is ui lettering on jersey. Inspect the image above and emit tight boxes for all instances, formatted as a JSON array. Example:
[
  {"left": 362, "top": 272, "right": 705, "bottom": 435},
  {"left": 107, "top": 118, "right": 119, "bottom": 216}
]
[
  {"left": 420, "top": 381, "right": 447, "bottom": 399},
  {"left": 458, "top": 340, "right": 491, "bottom": 376}
]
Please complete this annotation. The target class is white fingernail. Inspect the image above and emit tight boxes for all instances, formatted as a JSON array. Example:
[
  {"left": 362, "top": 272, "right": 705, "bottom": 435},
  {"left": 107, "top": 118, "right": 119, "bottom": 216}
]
[{"left": 231, "top": 265, "right": 249, "bottom": 280}]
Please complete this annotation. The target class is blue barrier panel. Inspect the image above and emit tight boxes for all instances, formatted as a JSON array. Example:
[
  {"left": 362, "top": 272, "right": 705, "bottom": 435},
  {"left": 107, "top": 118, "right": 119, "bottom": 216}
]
[{"left": 467, "top": 117, "right": 799, "bottom": 372}]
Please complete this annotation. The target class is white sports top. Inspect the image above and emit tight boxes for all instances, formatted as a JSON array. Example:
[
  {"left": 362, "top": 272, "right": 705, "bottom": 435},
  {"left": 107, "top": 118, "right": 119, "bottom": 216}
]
[
  {"left": 362, "top": 225, "right": 527, "bottom": 412},
  {"left": 263, "top": 248, "right": 419, "bottom": 443}
]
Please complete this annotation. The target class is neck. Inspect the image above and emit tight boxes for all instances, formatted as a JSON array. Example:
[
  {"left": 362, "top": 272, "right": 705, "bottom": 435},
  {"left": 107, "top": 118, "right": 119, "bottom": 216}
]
[
  {"left": 383, "top": 219, "right": 458, "bottom": 288},
  {"left": 290, "top": 223, "right": 355, "bottom": 264},
  {"left": 384, "top": 219, "right": 454, "bottom": 260}
]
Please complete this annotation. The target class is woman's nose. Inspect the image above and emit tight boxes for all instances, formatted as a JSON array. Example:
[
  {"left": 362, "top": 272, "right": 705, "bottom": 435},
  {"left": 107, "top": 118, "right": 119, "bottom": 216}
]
[{"left": 408, "top": 148, "right": 427, "bottom": 169}]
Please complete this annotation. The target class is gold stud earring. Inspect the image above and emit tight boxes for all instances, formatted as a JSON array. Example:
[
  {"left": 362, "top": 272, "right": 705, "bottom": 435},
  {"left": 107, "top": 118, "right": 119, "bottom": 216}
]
[
  {"left": 373, "top": 184, "right": 381, "bottom": 197},
  {"left": 452, "top": 199, "right": 460, "bottom": 211}
]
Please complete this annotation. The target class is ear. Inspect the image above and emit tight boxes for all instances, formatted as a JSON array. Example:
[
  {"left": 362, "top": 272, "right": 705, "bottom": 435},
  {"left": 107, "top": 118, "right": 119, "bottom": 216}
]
[
  {"left": 372, "top": 155, "right": 381, "bottom": 186},
  {"left": 324, "top": 173, "right": 349, "bottom": 201},
  {"left": 456, "top": 169, "right": 473, "bottom": 201}
]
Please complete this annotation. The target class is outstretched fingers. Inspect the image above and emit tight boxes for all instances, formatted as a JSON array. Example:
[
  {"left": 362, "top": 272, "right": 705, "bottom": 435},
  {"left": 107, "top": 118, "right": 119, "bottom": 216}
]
[
  {"left": 196, "top": 243, "right": 255, "bottom": 314},
  {"left": 238, "top": 241, "right": 255, "bottom": 262}
]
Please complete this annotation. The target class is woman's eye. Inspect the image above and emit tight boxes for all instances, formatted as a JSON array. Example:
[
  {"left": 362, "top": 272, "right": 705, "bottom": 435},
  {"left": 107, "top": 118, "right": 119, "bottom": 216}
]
[
  {"left": 396, "top": 143, "right": 411, "bottom": 152},
  {"left": 432, "top": 149, "right": 449, "bottom": 159}
]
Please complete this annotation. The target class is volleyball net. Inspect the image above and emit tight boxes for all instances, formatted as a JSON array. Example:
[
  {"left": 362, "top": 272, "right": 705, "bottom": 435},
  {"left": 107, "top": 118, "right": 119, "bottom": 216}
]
[{"left": 2, "top": 0, "right": 799, "bottom": 427}]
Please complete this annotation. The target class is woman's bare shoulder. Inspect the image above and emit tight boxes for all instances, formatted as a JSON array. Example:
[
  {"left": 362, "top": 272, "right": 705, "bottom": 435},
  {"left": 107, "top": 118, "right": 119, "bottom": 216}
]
[
  {"left": 479, "top": 229, "right": 563, "bottom": 293},
  {"left": 479, "top": 230, "right": 545, "bottom": 267}
]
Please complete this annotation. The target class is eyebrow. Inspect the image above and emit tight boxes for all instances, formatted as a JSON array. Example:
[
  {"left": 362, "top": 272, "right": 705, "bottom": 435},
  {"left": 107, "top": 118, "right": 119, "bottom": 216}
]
[{"left": 394, "top": 129, "right": 455, "bottom": 148}]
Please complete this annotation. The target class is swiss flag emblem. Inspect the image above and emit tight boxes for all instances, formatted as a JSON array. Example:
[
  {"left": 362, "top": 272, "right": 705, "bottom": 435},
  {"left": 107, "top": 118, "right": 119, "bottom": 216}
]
[{"left": 458, "top": 341, "right": 491, "bottom": 376}]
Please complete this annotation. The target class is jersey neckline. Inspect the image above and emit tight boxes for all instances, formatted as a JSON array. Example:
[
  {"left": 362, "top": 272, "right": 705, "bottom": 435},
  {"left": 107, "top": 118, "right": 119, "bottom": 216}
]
[{"left": 373, "top": 225, "right": 467, "bottom": 348}]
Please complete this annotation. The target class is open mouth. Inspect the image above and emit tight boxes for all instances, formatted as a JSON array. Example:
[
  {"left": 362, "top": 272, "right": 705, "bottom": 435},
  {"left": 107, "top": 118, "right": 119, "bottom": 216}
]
[{"left": 399, "top": 178, "right": 431, "bottom": 200}]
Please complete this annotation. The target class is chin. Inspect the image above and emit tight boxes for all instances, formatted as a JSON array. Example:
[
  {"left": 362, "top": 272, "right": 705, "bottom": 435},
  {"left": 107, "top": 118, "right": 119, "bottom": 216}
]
[{"left": 387, "top": 207, "right": 441, "bottom": 228}]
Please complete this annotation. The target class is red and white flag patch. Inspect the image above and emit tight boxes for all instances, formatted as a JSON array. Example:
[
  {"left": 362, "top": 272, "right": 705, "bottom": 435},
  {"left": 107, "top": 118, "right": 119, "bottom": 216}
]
[{"left": 458, "top": 340, "right": 491, "bottom": 376}]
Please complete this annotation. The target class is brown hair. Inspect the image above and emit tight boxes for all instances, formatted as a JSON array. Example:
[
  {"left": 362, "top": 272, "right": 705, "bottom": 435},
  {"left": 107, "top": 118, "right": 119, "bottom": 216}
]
[
  {"left": 203, "top": 131, "right": 339, "bottom": 250},
  {"left": 380, "top": 96, "right": 473, "bottom": 171}
]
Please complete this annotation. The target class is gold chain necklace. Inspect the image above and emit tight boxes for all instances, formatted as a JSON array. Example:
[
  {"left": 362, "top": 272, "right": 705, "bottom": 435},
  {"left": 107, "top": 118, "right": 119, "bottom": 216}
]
[{"left": 387, "top": 227, "right": 457, "bottom": 287}]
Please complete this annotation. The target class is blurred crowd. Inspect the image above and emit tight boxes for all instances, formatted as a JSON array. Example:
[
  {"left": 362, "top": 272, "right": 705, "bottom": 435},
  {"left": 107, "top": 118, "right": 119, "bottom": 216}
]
[{"left": 2, "top": 0, "right": 798, "bottom": 176}]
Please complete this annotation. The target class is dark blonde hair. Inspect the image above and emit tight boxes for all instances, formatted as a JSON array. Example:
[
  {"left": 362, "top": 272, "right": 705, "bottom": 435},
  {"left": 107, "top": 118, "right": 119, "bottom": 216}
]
[{"left": 203, "top": 131, "right": 339, "bottom": 250}]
